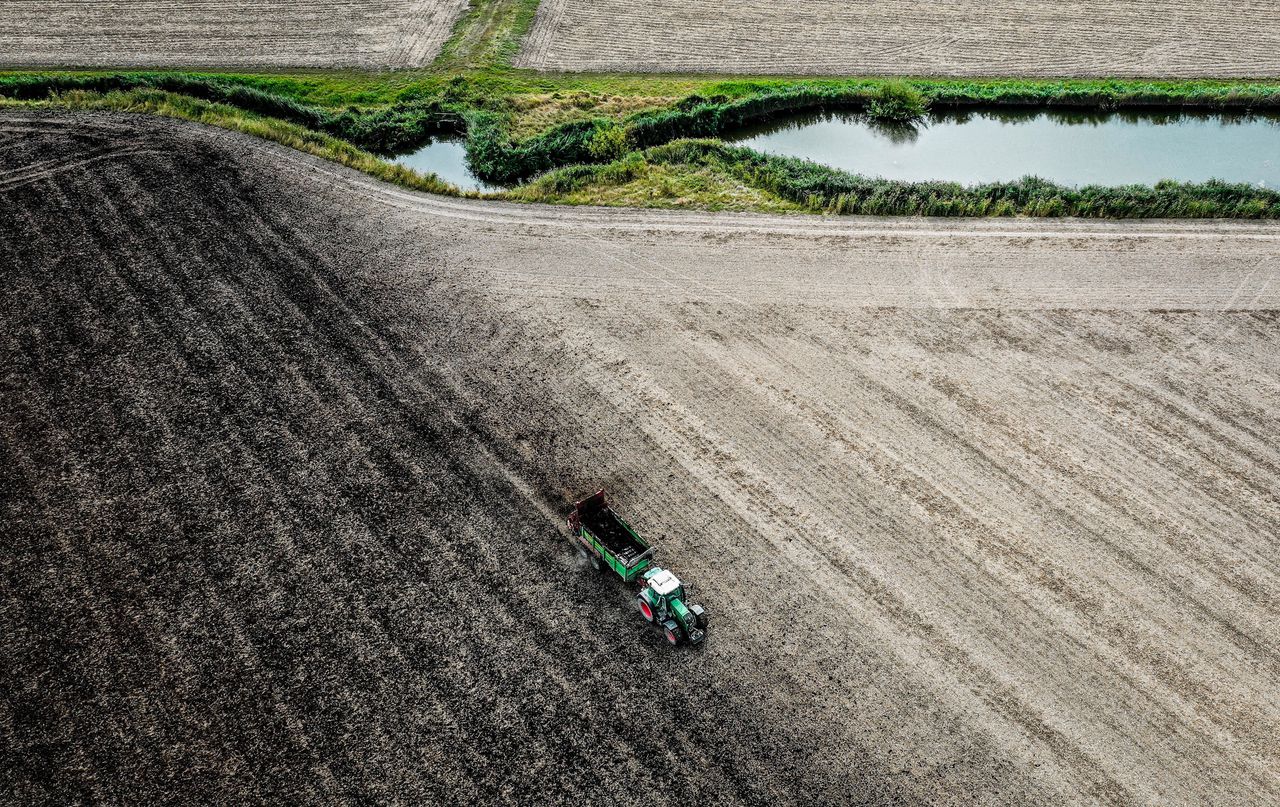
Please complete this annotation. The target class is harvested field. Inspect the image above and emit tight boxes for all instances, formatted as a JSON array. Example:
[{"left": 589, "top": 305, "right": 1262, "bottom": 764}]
[
  {"left": 4, "top": 112, "right": 1280, "bottom": 805},
  {"left": 0, "top": 0, "right": 468, "bottom": 68},
  {"left": 518, "top": 0, "right": 1280, "bottom": 77}
]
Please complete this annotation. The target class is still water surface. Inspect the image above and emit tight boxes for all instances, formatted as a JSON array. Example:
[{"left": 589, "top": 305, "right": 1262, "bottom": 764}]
[
  {"left": 389, "top": 138, "right": 503, "bottom": 193},
  {"left": 722, "top": 108, "right": 1280, "bottom": 187}
]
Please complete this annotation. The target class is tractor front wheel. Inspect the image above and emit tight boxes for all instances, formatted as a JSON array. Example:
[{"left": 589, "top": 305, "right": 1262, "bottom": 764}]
[
  {"left": 637, "top": 597, "right": 655, "bottom": 622},
  {"left": 664, "top": 625, "right": 681, "bottom": 646}
]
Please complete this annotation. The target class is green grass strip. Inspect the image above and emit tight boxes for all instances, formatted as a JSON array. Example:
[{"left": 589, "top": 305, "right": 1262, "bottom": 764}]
[{"left": 523, "top": 140, "right": 1280, "bottom": 218}]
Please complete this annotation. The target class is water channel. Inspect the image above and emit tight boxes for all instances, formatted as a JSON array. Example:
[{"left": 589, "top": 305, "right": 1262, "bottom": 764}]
[
  {"left": 390, "top": 109, "right": 1280, "bottom": 191},
  {"left": 722, "top": 108, "right": 1280, "bottom": 187}
]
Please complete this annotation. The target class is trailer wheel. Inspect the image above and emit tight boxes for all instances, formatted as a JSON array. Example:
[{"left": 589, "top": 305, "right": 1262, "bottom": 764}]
[
  {"left": 664, "top": 625, "right": 680, "bottom": 646},
  {"left": 637, "top": 597, "right": 655, "bottom": 622},
  {"left": 589, "top": 554, "right": 602, "bottom": 571}
]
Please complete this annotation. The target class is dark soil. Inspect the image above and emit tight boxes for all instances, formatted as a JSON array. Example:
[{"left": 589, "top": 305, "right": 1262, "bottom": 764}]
[{"left": 0, "top": 114, "right": 889, "bottom": 805}]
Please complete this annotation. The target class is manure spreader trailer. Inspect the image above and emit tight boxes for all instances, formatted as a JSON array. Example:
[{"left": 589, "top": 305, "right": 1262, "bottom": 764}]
[{"left": 568, "top": 490, "right": 709, "bottom": 646}]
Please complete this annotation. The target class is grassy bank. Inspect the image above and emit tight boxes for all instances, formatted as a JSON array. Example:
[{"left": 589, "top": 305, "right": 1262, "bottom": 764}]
[
  {"left": 516, "top": 140, "right": 1280, "bottom": 217},
  {"left": 5, "top": 0, "right": 1280, "bottom": 218}
]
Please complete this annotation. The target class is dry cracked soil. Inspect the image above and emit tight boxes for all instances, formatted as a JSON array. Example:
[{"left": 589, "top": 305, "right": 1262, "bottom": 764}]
[{"left": 3, "top": 112, "right": 1280, "bottom": 806}]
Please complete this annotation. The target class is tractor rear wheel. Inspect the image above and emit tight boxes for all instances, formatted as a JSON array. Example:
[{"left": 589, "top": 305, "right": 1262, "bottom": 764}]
[{"left": 637, "top": 597, "right": 655, "bottom": 622}]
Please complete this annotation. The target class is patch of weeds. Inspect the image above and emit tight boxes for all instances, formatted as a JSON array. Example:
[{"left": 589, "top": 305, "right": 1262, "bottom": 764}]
[
  {"left": 864, "top": 82, "right": 927, "bottom": 122},
  {"left": 587, "top": 122, "right": 631, "bottom": 161},
  {"left": 511, "top": 152, "right": 803, "bottom": 212}
]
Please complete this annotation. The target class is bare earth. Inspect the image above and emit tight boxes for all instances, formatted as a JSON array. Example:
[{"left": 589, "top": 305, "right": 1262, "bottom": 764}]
[
  {"left": 4, "top": 113, "right": 1280, "bottom": 805},
  {"left": 518, "top": 0, "right": 1280, "bottom": 77},
  {"left": 0, "top": 0, "right": 469, "bottom": 68}
]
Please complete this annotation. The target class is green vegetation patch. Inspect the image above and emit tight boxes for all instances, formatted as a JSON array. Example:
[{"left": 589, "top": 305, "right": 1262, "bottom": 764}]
[
  {"left": 510, "top": 151, "right": 804, "bottom": 212},
  {"left": 536, "top": 139, "right": 1280, "bottom": 218},
  {"left": 435, "top": 0, "right": 544, "bottom": 72}
]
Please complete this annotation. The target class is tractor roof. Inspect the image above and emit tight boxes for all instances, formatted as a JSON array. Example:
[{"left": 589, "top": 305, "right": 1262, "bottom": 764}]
[{"left": 648, "top": 568, "right": 682, "bottom": 595}]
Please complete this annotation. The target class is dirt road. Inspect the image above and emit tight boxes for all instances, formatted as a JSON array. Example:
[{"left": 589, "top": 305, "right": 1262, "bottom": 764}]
[
  {"left": 4, "top": 113, "right": 1279, "bottom": 805},
  {"left": 518, "top": 0, "right": 1280, "bottom": 77},
  {"left": 0, "top": 0, "right": 467, "bottom": 68}
]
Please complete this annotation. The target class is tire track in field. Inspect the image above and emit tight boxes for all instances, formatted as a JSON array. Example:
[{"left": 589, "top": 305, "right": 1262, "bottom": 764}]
[{"left": 0, "top": 145, "right": 159, "bottom": 191}]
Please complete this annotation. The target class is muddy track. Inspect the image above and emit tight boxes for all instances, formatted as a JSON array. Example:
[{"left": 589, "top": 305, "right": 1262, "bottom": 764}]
[
  {"left": 517, "top": 0, "right": 1280, "bottom": 77},
  {"left": 0, "top": 0, "right": 468, "bottom": 68},
  {"left": 3, "top": 112, "right": 1279, "bottom": 805}
]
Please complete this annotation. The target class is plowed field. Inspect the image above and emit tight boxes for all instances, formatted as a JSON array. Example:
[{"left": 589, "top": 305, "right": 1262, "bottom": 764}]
[
  {"left": 4, "top": 113, "right": 1279, "bottom": 805},
  {"left": 517, "top": 0, "right": 1280, "bottom": 77},
  {"left": 0, "top": 0, "right": 468, "bottom": 68}
]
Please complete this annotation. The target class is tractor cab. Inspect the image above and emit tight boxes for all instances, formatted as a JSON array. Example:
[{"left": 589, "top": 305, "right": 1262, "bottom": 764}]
[
  {"left": 644, "top": 567, "right": 684, "bottom": 603},
  {"left": 637, "top": 566, "right": 708, "bottom": 645}
]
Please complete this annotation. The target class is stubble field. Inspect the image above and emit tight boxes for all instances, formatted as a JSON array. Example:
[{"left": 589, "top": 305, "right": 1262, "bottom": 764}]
[
  {"left": 0, "top": 0, "right": 469, "bottom": 68},
  {"left": 3, "top": 113, "right": 1280, "bottom": 805},
  {"left": 518, "top": 0, "right": 1280, "bottom": 77}
]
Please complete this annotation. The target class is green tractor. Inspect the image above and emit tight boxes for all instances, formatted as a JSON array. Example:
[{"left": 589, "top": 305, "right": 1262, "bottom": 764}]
[
  {"left": 636, "top": 566, "right": 708, "bottom": 646},
  {"left": 568, "top": 490, "right": 709, "bottom": 646}
]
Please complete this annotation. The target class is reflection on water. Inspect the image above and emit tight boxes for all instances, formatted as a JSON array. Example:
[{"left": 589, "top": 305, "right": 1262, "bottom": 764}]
[
  {"left": 388, "top": 138, "right": 504, "bottom": 193},
  {"left": 722, "top": 108, "right": 1280, "bottom": 187}
]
